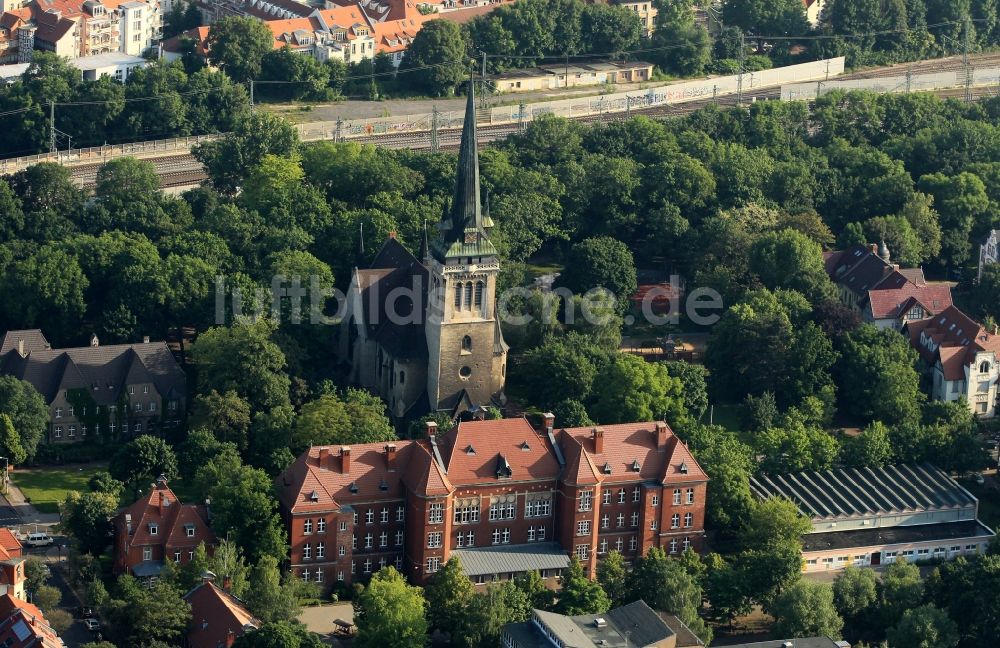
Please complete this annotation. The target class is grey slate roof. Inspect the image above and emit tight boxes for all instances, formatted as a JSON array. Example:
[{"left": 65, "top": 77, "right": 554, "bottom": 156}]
[
  {"left": 502, "top": 601, "right": 675, "bottom": 648},
  {"left": 0, "top": 330, "right": 186, "bottom": 405},
  {"left": 749, "top": 464, "right": 976, "bottom": 522},
  {"left": 722, "top": 639, "right": 844, "bottom": 648},
  {"left": 450, "top": 542, "right": 569, "bottom": 577}
]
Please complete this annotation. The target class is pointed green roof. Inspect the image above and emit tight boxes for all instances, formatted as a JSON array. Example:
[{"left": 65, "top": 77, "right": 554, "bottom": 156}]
[{"left": 434, "top": 79, "right": 497, "bottom": 261}]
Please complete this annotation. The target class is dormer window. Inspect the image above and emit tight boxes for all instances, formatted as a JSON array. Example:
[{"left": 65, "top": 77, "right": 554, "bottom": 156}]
[
  {"left": 185, "top": 524, "right": 195, "bottom": 538},
  {"left": 149, "top": 523, "right": 158, "bottom": 535},
  {"left": 631, "top": 459, "right": 641, "bottom": 472},
  {"left": 349, "top": 482, "right": 359, "bottom": 494},
  {"left": 379, "top": 479, "right": 389, "bottom": 491},
  {"left": 519, "top": 441, "right": 530, "bottom": 451},
  {"left": 309, "top": 490, "right": 319, "bottom": 502},
  {"left": 602, "top": 462, "right": 612, "bottom": 474},
  {"left": 495, "top": 454, "right": 512, "bottom": 479},
  {"left": 465, "top": 444, "right": 476, "bottom": 455}
]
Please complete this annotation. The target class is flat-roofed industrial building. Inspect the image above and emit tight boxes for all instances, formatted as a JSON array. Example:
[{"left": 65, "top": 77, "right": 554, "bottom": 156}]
[{"left": 750, "top": 464, "right": 995, "bottom": 572}]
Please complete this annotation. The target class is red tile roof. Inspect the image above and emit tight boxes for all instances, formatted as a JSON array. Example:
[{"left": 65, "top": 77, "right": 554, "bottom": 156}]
[
  {"left": 160, "top": 26, "right": 211, "bottom": 56},
  {"left": 429, "top": 3, "right": 505, "bottom": 24},
  {"left": 0, "top": 531, "right": 21, "bottom": 562},
  {"left": 438, "top": 417, "right": 562, "bottom": 485},
  {"left": 906, "top": 305, "right": 1000, "bottom": 380},
  {"left": 0, "top": 593, "right": 63, "bottom": 648},
  {"left": 115, "top": 478, "right": 215, "bottom": 569},
  {"left": 184, "top": 580, "right": 259, "bottom": 648},
  {"left": 867, "top": 282, "right": 952, "bottom": 319},
  {"left": 562, "top": 423, "right": 707, "bottom": 485},
  {"left": 278, "top": 441, "right": 417, "bottom": 514}
]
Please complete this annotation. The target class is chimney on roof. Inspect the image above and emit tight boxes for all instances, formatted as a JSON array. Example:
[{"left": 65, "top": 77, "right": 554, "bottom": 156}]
[
  {"left": 389, "top": 230, "right": 397, "bottom": 239},
  {"left": 655, "top": 422, "right": 668, "bottom": 448},
  {"left": 869, "top": 243, "right": 878, "bottom": 255},
  {"left": 341, "top": 447, "right": 351, "bottom": 474},
  {"left": 425, "top": 420, "right": 438, "bottom": 438},
  {"left": 385, "top": 443, "right": 397, "bottom": 470},
  {"left": 226, "top": 629, "right": 237, "bottom": 648},
  {"left": 223, "top": 575, "right": 232, "bottom": 591},
  {"left": 16, "top": 339, "right": 24, "bottom": 357},
  {"left": 542, "top": 412, "right": 554, "bottom": 432},
  {"left": 143, "top": 335, "right": 149, "bottom": 343},
  {"left": 592, "top": 427, "right": 604, "bottom": 454},
  {"left": 318, "top": 447, "right": 329, "bottom": 469}
]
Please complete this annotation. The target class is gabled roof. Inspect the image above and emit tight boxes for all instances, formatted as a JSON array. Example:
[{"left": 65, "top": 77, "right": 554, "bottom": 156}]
[
  {"left": 905, "top": 305, "right": 1000, "bottom": 380},
  {"left": 866, "top": 281, "right": 952, "bottom": 320},
  {"left": 560, "top": 423, "right": 708, "bottom": 485},
  {"left": 0, "top": 331, "right": 186, "bottom": 405},
  {"left": 354, "top": 237, "right": 429, "bottom": 361},
  {"left": 437, "top": 417, "right": 561, "bottom": 485},
  {"left": 0, "top": 531, "right": 21, "bottom": 563},
  {"left": 278, "top": 442, "right": 417, "bottom": 513},
  {"left": 0, "top": 593, "right": 63, "bottom": 648},
  {"left": 184, "top": 580, "right": 259, "bottom": 648},
  {"left": 115, "top": 478, "right": 214, "bottom": 553},
  {"left": 160, "top": 25, "right": 211, "bottom": 56}
]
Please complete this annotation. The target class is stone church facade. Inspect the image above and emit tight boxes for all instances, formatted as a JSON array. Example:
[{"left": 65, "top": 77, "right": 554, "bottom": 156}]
[{"left": 338, "top": 82, "right": 507, "bottom": 422}]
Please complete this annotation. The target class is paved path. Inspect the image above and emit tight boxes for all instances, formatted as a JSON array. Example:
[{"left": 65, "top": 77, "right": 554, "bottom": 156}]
[{"left": 1, "top": 479, "right": 61, "bottom": 527}]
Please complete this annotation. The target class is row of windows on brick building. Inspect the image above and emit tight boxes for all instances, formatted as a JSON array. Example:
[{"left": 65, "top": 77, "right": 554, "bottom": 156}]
[
  {"left": 581, "top": 486, "right": 696, "bottom": 511},
  {"left": 574, "top": 536, "right": 694, "bottom": 560},
  {"left": 54, "top": 420, "right": 150, "bottom": 438},
  {"left": 297, "top": 488, "right": 697, "bottom": 545},
  {"left": 300, "top": 555, "right": 405, "bottom": 584}
]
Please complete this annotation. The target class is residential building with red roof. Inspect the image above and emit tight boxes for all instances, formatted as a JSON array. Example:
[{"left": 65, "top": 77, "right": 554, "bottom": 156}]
[
  {"left": 0, "top": 8, "right": 33, "bottom": 63},
  {"left": 113, "top": 476, "right": 216, "bottom": 580},
  {"left": 277, "top": 413, "right": 707, "bottom": 593},
  {"left": 183, "top": 575, "right": 259, "bottom": 648},
  {"left": 159, "top": 24, "right": 209, "bottom": 62},
  {"left": 0, "top": 530, "right": 25, "bottom": 602},
  {"left": 0, "top": 592, "right": 65, "bottom": 647},
  {"left": 904, "top": 305, "right": 1000, "bottom": 417},
  {"left": 824, "top": 242, "right": 953, "bottom": 331}
]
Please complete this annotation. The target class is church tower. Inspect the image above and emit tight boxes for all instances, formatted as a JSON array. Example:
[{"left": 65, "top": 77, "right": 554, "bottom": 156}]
[{"left": 424, "top": 80, "right": 507, "bottom": 413}]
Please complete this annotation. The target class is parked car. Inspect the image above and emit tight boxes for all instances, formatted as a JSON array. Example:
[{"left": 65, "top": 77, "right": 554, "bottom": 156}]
[
  {"left": 76, "top": 606, "right": 94, "bottom": 619},
  {"left": 83, "top": 618, "right": 101, "bottom": 632},
  {"left": 976, "top": 473, "right": 986, "bottom": 485},
  {"left": 22, "top": 533, "right": 53, "bottom": 547}
]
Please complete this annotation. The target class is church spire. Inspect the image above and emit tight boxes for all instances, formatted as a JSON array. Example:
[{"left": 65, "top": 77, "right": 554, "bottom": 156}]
[
  {"left": 448, "top": 77, "right": 482, "bottom": 236},
  {"left": 432, "top": 77, "right": 497, "bottom": 262}
]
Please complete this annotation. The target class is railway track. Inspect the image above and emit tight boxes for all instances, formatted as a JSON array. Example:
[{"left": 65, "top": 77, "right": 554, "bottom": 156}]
[{"left": 70, "top": 76, "right": 999, "bottom": 189}]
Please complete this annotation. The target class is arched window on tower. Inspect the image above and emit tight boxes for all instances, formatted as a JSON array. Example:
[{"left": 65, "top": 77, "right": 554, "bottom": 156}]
[
  {"left": 464, "top": 282, "right": 473, "bottom": 310},
  {"left": 474, "top": 281, "right": 484, "bottom": 309},
  {"left": 462, "top": 335, "right": 472, "bottom": 353},
  {"left": 981, "top": 360, "right": 991, "bottom": 374},
  {"left": 454, "top": 283, "right": 462, "bottom": 309}
]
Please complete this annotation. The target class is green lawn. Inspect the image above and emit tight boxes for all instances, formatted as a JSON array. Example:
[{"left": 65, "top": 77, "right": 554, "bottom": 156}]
[{"left": 11, "top": 464, "right": 108, "bottom": 514}]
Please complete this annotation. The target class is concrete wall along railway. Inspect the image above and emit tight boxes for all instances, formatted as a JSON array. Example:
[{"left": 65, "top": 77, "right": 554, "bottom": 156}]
[
  {"left": 782, "top": 66, "right": 1000, "bottom": 100},
  {"left": 302, "top": 57, "right": 847, "bottom": 142}
]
